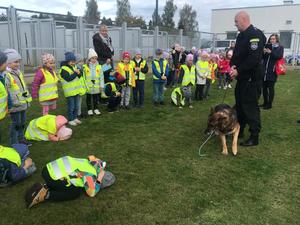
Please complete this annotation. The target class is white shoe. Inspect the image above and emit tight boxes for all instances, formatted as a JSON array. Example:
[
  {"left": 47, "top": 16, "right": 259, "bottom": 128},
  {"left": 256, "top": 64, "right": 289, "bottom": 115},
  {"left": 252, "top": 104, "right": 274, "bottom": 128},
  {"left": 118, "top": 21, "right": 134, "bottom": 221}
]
[
  {"left": 228, "top": 84, "right": 232, "bottom": 89},
  {"left": 74, "top": 119, "right": 82, "bottom": 125},
  {"left": 189, "top": 105, "right": 194, "bottom": 109},
  {"left": 163, "top": 87, "right": 167, "bottom": 91},
  {"left": 94, "top": 109, "right": 101, "bottom": 115},
  {"left": 68, "top": 120, "right": 77, "bottom": 126},
  {"left": 223, "top": 85, "right": 227, "bottom": 90},
  {"left": 88, "top": 110, "right": 93, "bottom": 116}
]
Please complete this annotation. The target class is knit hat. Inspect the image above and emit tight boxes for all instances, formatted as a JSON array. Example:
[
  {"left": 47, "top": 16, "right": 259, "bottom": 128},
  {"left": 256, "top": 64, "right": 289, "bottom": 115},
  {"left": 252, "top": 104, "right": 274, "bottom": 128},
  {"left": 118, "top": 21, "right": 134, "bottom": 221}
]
[
  {"left": 4, "top": 49, "right": 21, "bottom": 63},
  {"left": 186, "top": 54, "right": 194, "bottom": 62},
  {"left": 88, "top": 48, "right": 98, "bottom": 60},
  {"left": 122, "top": 51, "right": 131, "bottom": 59},
  {"left": 155, "top": 48, "right": 163, "bottom": 56},
  {"left": 0, "top": 51, "right": 7, "bottom": 67},
  {"left": 135, "top": 48, "right": 142, "bottom": 55},
  {"left": 64, "top": 52, "right": 76, "bottom": 62},
  {"left": 163, "top": 51, "right": 169, "bottom": 59},
  {"left": 41, "top": 53, "right": 55, "bottom": 65},
  {"left": 55, "top": 115, "right": 68, "bottom": 130},
  {"left": 75, "top": 53, "right": 84, "bottom": 63}
]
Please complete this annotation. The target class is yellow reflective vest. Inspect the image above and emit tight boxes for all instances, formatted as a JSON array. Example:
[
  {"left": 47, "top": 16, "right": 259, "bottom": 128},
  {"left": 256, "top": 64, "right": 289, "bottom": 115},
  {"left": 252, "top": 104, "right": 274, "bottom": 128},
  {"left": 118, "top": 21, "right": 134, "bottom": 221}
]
[
  {"left": 46, "top": 156, "right": 97, "bottom": 187},
  {"left": 153, "top": 59, "right": 168, "bottom": 80},
  {"left": 39, "top": 68, "right": 58, "bottom": 102},
  {"left": 83, "top": 64, "right": 103, "bottom": 94},
  {"left": 6, "top": 71, "right": 32, "bottom": 104},
  {"left": 25, "top": 115, "right": 57, "bottom": 141},
  {"left": 106, "top": 82, "right": 117, "bottom": 92},
  {"left": 59, "top": 66, "right": 85, "bottom": 97},
  {"left": 0, "top": 145, "right": 21, "bottom": 167},
  {"left": 0, "top": 82, "right": 8, "bottom": 120},
  {"left": 130, "top": 59, "right": 147, "bottom": 80},
  {"left": 181, "top": 64, "right": 196, "bottom": 86},
  {"left": 116, "top": 62, "right": 136, "bottom": 87},
  {"left": 171, "top": 87, "right": 185, "bottom": 106}
]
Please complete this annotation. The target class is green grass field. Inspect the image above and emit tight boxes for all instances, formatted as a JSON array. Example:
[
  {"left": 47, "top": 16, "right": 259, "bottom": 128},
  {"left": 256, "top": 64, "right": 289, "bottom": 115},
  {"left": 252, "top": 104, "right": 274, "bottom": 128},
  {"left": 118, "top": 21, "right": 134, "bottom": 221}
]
[{"left": 0, "top": 71, "right": 299, "bottom": 225}]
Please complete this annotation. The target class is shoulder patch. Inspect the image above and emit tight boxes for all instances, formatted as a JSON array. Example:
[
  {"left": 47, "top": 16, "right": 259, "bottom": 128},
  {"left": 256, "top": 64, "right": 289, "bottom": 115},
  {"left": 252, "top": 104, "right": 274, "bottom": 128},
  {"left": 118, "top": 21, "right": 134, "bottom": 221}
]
[
  {"left": 250, "top": 42, "right": 258, "bottom": 50},
  {"left": 250, "top": 38, "right": 259, "bottom": 42}
]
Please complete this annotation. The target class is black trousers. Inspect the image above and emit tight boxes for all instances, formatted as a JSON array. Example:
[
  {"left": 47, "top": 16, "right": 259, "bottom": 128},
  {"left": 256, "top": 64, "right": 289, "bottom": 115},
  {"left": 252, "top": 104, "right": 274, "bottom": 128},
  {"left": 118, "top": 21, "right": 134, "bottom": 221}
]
[
  {"left": 132, "top": 80, "right": 145, "bottom": 106},
  {"left": 195, "top": 84, "right": 205, "bottom": 100},
  {"left": 235, "top": 80, "right": 262, "bottom": 137},
  {"left": 108, "top": 96, "right": 121, "bottom": 111},
  {"left": 86, "top": 93, "right": 99, "bottom": 110},
  {"left": 262, "top": 80, "right": 275, "bottom": 107},
  {"left": 42, "top": 167, "right": 82, "bottom": 201}
]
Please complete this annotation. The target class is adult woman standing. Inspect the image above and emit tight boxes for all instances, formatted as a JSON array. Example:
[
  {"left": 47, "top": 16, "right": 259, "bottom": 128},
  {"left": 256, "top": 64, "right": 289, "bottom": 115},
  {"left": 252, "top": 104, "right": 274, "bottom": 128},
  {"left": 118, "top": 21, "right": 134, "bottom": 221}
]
[{"left": 261, "top": 34, "right": 284, "bottom": 110}]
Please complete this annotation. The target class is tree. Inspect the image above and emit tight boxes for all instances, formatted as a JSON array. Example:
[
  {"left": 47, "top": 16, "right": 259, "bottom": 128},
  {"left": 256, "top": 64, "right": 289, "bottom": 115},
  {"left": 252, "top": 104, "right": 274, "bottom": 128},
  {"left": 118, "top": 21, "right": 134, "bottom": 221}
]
[
  {"left": 148, "top": 20, "right": 154, "bottom": 30},
  {"left": 101, "top": 16, "right": 114, "bottom": 26},
  {"left": 151, "top": 9, "right": 162, "bottom": 27},
  {"left": 178, "top": 4, "right": 198, "bottom": 35},
  {"left": 126, "top": 16, "right": 147, "bottom": 29},
  {"left": 84, "top": 0, "right": 101, "bottom": 24},
  {"left": 161, "top": 0, "right": 177, "bottom": 30},
  {"left": 116, "top": 0, "right": 132, "bottom": 26}
]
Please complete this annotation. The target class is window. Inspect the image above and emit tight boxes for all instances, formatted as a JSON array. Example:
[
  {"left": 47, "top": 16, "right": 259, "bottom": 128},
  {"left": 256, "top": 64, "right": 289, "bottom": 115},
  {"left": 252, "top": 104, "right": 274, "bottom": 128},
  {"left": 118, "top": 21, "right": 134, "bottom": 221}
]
[
  {"left": 286, "top": 20, "right": 292, "bottom": 25},
  {"left": 216, "top": 41, "right": 230, "bottom": 48},
  {"left": 280, "top": 31, "right": 292, "bottom": 48},
  {"left": 226, "top": 31, "right": 237, "bottom": 40}
]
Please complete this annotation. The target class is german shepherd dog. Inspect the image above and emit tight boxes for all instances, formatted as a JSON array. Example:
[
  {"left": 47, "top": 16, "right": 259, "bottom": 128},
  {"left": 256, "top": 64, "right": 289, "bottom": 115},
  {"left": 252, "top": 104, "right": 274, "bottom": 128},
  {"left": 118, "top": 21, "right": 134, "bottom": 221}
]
[{"left": 205, "top": 104, "right": 240, "bottom": 156}]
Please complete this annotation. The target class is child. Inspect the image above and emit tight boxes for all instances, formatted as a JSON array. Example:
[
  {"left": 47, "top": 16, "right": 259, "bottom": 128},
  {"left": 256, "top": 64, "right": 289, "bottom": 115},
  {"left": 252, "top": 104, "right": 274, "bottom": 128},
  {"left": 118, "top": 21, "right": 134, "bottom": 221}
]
[
  {"left": 59, "top": 52, "right": 83, "bottom": 126},
  {"left": 0, "top": 51, "right": 9, "bottom": 143},
  {"left": 131, "top": 49, "right": 149, "bottom": 108},
  {"left": 152, "top": 49, "right": 169, "bottom": 106},
  {"left": 32, "top": 53, "right": 58, "bottom": 115},
  {"left": 225, "top": 50, "right": 233, "bottom": 89},
  {"left": 171, "top": 87, "right": 185, "bottom": 109},
  {"left": 75, "top": 53, "right": 86, "bottom": 118},
  {"left": 83, "top": 49, "right": 104, "bottom": 116},
  {"left": 4, "top": 49, "right": 32, "bottom": 146},
  {"left": 104, "top": 72, "right": 125, "bottom": 113},
  {"left": 217, "top": 53, "right": 229, "bottom": 89},
  {"left": 178, "top": 54, "right": 196, "bottom": 108},
  {"left": 195, "top": 51, "right": 210, "bottom": 101},
  {"left": 116, "top": 52, "right": 135, "bottom": 109},
  {"left": 0, "top": 144, "right": 36, "bottom": 187},
  {"left": 204, "top": 54, "right": 217, "bottom": 98}
]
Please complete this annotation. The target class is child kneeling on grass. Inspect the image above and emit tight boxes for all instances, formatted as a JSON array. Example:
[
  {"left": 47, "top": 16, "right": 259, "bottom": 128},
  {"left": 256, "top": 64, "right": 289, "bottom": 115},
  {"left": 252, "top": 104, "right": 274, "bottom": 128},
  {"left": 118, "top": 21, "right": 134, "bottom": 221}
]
[{"left": 25, "top": 155, "right": 115, "bottom": 208}]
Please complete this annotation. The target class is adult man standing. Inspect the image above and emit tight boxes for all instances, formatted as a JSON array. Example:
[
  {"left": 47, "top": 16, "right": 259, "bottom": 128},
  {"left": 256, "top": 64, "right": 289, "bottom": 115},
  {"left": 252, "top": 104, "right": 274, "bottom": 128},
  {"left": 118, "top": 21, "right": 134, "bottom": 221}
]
[
  {"left": 93, "top": 24, "right": 114, "bottom": 83},
  {"left": 230, "top": 11, "right": 266, "bottom": 147}
]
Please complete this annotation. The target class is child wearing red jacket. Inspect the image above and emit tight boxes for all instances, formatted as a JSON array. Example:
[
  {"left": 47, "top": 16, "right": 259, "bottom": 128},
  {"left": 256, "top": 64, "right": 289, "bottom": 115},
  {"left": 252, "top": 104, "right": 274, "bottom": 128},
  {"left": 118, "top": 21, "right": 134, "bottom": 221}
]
[{"left": 217, "top": 53, "right": 229, "bottom": 89}]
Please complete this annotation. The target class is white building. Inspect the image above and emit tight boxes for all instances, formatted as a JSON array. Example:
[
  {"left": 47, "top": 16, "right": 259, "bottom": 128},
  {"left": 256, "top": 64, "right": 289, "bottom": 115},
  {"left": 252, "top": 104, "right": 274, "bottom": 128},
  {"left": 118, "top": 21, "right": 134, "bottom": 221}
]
[{"left": 211, "top": 0, "right": 300, "bottom": 55}]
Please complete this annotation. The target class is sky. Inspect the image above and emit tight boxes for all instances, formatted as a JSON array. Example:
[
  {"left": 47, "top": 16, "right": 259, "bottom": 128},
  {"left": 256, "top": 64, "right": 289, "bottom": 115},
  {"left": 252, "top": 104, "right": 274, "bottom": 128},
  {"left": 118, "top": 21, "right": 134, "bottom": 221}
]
[{"left": 1, "top": 0, "right": 299, "bottom": 31}]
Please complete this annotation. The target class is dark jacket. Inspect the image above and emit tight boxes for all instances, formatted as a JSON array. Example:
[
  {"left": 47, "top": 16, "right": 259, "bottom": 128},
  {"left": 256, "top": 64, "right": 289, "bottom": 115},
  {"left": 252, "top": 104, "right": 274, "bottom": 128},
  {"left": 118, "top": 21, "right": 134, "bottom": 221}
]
[
  {"left": 92, "top": 33, "right": 114, "bottom": 63},
  {"left": 230, "top": 24, "right": 266, "bottom": 81},
  {"left": 104, "top": 82, "right": 122, "bottom": 97},
  {"left": 263, "top": 44, "right": 284, "bottom": 82},
  {"left": 132, "top": 58, "right": 149, "bottom": 79},
  {"left": 59, "top": 62, "right": 80, "bottom": 82}
]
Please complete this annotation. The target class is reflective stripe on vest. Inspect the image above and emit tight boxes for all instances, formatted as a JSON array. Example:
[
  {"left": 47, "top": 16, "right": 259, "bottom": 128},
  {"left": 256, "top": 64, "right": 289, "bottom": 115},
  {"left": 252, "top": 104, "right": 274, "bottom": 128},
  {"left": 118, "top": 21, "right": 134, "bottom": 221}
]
[
  {"left": 6, "top": 72, "right": 32, "bottom": 104},
  {"left": 83, "top": 64, "right": 102, "bottom": 94},
  {"left": 0, "top": 145, "right": 21, "bottom": 167},
  {"left": 106, "top": 82, "right": 117, "bottom": 92},
  {"left": 25, "top": 119, "right": 49, "bottom": 141},
  {"left": 46, "top": 156, "right": 97, "bottom": 187},
  {"left": 59, "top": 66, "right": 82, "bottom": 97},
  {"left": 196, "top": 60, "right": 210, "bottom": 76},
  {"left": 171, "top": 87, "right": 185, "bottom": 106},
  {"left": 153, "top": 59, "right": 167, "bottom": 80},
  {"left": 0, "top": 82, "right": 8, "bottom": 120},
  {"left": 130, "top": 60, "right": 147, "bottom": 80},
  {"left": 181, "top": 64, "right": 196, "bottom": 86},
  {"left": 39, "top": 68, "right": 58, "bottom": 102}
]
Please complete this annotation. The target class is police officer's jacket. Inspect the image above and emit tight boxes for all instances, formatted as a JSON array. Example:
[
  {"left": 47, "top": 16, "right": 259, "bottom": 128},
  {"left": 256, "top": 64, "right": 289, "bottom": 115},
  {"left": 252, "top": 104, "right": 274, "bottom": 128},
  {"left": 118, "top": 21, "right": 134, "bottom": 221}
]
[{"left": 230, "top": 25, "right": 266, "bottom": 81}]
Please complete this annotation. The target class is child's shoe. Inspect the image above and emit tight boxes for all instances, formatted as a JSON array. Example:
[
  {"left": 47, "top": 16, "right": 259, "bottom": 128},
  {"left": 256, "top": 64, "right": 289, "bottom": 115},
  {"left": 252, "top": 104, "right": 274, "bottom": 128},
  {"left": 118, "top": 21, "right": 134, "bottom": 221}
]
[
  {"left": 88, "top": 110, "right": 93, "bottom": 116},
  {"left": 74, "top": 119, "right": 82, "bottom": 125},
  {"left": 94, "top": 109, "right": 101, "bottom": 115},
  {"left": 189, "top": 105, "right": 194, "bottom": 109},
  {"left": 228, "top": 84, "right": 232, "bottom": 89},
  {"left": 68, "top": 120, "right": 77, "bottom": 126}
]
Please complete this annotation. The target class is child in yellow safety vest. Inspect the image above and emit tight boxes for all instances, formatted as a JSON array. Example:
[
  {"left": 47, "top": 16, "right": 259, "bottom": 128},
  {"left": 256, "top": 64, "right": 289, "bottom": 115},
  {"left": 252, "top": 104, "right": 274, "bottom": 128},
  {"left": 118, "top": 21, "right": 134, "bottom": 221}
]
[
  {"left": 116, "top": 51, "right": 135, "bottom": 109},
  {"left": 178, "top": 54, "right": 196, "bottom": 108},
  {"left": 195, "top": 51, "right": 210, "bottom": 101},
  {"left": 0, "top": 51, "right": 9, "bottom": 143},
  {"left": 32, "top": 53, "right": 58, "bottom": 116},
  {"left": 75, "top": 53, "right": 86, "bottom": 118},
  {"left": 4, "top": 49, "right": 32, "bottom": 146}
]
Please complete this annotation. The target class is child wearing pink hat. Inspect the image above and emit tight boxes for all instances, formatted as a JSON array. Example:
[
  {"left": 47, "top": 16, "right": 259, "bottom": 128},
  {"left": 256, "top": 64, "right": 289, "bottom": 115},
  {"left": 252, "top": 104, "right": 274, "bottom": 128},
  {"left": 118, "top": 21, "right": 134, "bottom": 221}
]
[{"left": 32, "top": 53, "right": 58, "bottom": 115}]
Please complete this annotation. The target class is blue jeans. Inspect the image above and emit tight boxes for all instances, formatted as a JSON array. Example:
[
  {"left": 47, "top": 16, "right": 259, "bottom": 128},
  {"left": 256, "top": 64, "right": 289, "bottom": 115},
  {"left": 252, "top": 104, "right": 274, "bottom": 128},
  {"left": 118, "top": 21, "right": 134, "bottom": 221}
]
[
  {"left": 10, "top": 110, "right": 26, "bottom": 145},
  {"left": 153, "top": 82, "right": 165, "bottom": 103},
  {"left": 133, "top": 80, "right": 145, "bottom": 106},
  {"left": 67, "top": 95, "right": 79, "bottom": 121}
]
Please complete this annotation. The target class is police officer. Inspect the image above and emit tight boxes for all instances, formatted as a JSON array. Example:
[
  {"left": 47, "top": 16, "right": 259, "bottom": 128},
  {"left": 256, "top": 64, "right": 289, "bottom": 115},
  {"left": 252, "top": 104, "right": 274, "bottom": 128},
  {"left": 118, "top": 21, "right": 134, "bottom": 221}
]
[{"left": 230, "top": 11, "right": 266, "bottom": 146}]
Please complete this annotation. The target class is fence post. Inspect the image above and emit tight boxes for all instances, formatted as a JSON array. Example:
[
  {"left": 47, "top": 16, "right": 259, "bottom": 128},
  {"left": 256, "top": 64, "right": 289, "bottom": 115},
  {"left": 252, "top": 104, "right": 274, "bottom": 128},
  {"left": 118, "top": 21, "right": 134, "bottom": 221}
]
[
  {"left": 179, "top": 29, "right": 183, "bottom": 46},
  {"left": 7, "top": 6, "right": 20, "bottom": 53},
  {"left": 121, "top": 22, "right": 127, "bottom": 52},
  {"left": 154, "top": 26, "right": 159, "bottom": 52},
  {"left": 76, "top": 17, "right": 85, "bottom": 56},
  {"left": 198, "top": 32, "right": 202, "bottom": 49}
]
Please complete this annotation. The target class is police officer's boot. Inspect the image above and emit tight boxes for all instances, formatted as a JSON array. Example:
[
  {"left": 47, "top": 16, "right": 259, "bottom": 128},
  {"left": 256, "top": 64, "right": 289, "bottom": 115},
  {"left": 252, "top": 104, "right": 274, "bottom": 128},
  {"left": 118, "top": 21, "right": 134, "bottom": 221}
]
[{"left": 240, "top": 134, "right": 259, "bottom": 147}]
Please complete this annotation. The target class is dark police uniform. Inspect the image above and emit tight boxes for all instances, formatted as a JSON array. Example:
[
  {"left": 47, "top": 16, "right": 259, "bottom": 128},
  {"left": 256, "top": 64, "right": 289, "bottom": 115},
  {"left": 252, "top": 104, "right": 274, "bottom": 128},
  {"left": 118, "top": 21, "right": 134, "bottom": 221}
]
[{"left": 230, "top": 24, "right": 266, "bottom": 144}]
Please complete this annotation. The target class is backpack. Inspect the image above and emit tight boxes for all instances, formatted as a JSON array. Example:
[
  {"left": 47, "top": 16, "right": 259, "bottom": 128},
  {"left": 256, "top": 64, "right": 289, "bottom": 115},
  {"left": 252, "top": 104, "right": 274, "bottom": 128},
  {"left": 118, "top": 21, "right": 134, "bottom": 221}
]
[
  {"left": 0, "top": 158, "right": 11, "bottom": 187},
  {"left": 275, "top": 58, "right": 286, "bottom": 76}
]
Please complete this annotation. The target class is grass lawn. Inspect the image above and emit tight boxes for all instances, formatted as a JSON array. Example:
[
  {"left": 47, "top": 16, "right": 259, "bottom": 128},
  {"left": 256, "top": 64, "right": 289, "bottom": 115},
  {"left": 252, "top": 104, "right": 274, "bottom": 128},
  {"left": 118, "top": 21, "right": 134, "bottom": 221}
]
[{"left": 0, "top": 71, "right": 299, "bottom": 225}]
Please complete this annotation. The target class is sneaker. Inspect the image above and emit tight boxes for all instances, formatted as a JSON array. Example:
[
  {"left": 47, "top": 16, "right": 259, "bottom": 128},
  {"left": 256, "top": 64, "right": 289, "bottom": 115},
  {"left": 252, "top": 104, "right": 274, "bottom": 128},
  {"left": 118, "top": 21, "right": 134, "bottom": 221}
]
[
  {"left": 163, "top": 87, "right": 167, "bottom": 91},
  {"left": 74, "top": 119, "right": 82, "bottom": 125},
  {"left": 68, "top": 120, "right": 77, "bottom": 126},
  {"left": 228, "top": 84, "right": 232, "bottom": 89},
  {"left": 189, "top": 105, "right": 194, "bottom": 109},
  {"left": 179, "top": 106, "right": 183, "bottom": 109},
  {"left": 223, "top": 85, "right": 227, "bottom": 90},
  {"left": 94, "top": 109, "right": 101, "bottom": 115},
  {"left": 25, "top": 183, "right": 48, "bottom": 208},
  {"left": 218, "top": 86, "right": 221, "bottom": 89},
  {"left": 159, "top": 101, "right": 165, "bottom": 105},
  {"left": 88, "top": 110, "right": 93, "bottom": 116}
]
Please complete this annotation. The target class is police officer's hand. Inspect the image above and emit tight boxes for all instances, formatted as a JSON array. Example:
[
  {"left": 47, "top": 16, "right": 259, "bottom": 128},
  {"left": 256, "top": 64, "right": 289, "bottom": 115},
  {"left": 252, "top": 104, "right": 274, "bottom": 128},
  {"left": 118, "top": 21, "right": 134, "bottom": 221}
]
[{"left": 230, "top": 66, "right": 238, "bottom": 79}]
